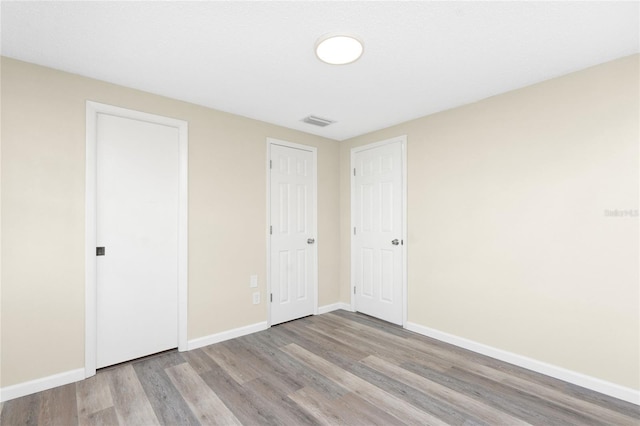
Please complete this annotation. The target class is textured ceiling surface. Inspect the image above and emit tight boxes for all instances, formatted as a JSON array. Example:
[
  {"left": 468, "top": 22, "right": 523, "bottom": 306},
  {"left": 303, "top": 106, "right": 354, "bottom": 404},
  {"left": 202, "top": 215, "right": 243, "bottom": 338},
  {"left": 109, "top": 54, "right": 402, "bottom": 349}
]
[{"left": 2, "top": 1, "right": 638, "bottom": 141}]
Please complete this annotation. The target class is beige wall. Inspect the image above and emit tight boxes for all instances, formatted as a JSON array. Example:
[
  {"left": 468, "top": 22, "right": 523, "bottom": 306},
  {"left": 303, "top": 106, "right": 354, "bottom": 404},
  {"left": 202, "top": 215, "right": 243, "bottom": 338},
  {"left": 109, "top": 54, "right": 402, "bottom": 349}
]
[
  {"left": 340, "top": 54, "right": 639, "bottom": 390},
  {"left": 0, "top": 57, "right": 340, "bottom": 387}
]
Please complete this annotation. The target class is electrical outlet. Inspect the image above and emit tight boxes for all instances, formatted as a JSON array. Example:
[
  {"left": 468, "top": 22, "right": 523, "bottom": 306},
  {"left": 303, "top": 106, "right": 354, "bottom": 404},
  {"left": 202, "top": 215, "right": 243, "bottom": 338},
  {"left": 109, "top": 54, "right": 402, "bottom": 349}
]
[
  {"left": 250, "top": 275, "right": 258, "bottom": 288},
  {"left": 252, "top": 292, "right": 260, "bottom": 304}
]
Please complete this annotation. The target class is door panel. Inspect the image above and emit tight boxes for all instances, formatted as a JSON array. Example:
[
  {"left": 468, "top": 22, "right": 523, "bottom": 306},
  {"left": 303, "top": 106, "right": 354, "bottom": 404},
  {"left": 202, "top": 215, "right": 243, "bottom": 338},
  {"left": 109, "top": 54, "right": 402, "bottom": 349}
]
[
  {"left": 270, "top": 143, "right": 316, "bottom": 325},
  {"left": 96, "top": 113, "right": 179, "bottom": 368},
  {"left": 353, "top": 141, "right": 404, "bottom": 325}
]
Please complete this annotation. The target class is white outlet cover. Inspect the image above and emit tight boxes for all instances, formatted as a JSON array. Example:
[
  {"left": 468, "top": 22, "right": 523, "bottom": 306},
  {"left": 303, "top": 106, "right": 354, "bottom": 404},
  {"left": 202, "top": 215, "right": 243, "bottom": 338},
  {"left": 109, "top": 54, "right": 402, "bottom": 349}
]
[
  {"left": 252, "top": 292, "right": 260, "bottom": 304},
  {"left": 250, "top": 275, "right": 258, "bottom": 288}
]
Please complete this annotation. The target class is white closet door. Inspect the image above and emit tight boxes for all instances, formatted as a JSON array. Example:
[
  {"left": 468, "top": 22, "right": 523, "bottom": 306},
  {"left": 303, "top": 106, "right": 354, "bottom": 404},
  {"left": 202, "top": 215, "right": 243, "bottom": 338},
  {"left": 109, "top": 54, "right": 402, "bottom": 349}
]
[{"left": 96, "top": 113, "right": 179, "bottom": 368}]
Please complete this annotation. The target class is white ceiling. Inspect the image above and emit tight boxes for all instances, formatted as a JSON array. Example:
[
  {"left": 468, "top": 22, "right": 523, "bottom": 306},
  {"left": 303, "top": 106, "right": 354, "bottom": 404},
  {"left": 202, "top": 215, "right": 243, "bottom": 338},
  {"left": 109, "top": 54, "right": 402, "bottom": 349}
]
[{"left": 1, "top": 1, "right": 638, "bottom": 141}]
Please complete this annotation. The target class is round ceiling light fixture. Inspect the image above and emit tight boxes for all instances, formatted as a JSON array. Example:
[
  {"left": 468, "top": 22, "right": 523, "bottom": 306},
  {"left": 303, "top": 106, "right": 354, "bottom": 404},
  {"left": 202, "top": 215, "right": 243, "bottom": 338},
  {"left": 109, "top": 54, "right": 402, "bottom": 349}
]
[{"left": 315, "top": 33, "right": 364, "bottom": 65}]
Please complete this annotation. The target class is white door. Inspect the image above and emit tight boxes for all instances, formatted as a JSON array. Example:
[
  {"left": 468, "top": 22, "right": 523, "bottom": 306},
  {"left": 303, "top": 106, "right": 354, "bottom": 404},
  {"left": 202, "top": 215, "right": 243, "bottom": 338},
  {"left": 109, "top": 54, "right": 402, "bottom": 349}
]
[
  {"left": 269, "top": 142, "right": 317, "bottom": 325},
  {"left": 353, "top": 138, "right": 405, "bottom": 325},
  {"left": 96, "top": 113, "right": 179, "bottom": 368}
]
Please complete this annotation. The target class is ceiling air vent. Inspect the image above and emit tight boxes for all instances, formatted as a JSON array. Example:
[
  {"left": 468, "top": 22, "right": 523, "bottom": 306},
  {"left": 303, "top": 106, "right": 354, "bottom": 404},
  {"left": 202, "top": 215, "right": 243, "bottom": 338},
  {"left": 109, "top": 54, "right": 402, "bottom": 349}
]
[{"left": 302, "top": 115, "right": 335, "bottom": 127}]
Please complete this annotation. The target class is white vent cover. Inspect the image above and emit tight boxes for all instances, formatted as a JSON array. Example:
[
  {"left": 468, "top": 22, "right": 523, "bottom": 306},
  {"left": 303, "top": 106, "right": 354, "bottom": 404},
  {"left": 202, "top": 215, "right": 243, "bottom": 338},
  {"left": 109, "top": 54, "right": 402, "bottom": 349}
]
[{"left": 301, "top": 115, "right": 335, "bottom": 127}]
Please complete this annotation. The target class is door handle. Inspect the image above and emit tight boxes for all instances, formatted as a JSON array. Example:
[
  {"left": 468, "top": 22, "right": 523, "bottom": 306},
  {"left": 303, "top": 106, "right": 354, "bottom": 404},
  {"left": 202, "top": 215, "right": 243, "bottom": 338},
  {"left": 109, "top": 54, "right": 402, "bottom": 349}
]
[
  {"left": 307, "top": 238, "right": 315, "bottom": 244},
  {"left": 391, "top": 239, "right": 400, "bottom": 246}
]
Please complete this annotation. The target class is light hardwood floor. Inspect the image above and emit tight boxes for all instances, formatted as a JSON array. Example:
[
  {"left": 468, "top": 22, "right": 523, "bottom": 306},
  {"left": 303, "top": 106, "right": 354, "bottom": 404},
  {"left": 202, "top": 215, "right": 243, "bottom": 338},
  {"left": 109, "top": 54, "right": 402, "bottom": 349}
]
[{"left": 1, "top": 310, "right": 638, "bottom": 425}]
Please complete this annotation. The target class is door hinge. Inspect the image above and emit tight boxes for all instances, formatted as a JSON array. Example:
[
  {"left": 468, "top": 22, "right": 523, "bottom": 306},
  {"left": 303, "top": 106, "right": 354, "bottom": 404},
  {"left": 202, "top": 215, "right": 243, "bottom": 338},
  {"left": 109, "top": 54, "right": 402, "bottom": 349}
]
[
  {"left": 401, "top": 239, "right": 404, "bottom": 245},
  {"left": 354, "top": 286, "right": 356, "bottom": 295},
  {"left": 270, "top": 160, "right": 272, "bottom": 169},
  {"left": 353, "top": 227, "right": 356, "bottom": 235},
  {"left": 270, "top": 293, "right": 273, "bottom": 302},
  {"left": 353, "top": 168, "right": 356, "bottom": 176},
  {"left": 270, "top": 225, "right": 272, "bottom": 235}
]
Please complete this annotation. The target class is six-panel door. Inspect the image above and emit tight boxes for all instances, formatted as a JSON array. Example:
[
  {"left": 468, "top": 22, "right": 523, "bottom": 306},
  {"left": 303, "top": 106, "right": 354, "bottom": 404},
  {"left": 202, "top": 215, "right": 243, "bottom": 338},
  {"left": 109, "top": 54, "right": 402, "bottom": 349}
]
[
  {"left": 270, "top": 144, "right": 316, "bottom": 325},
  {"left": 353, "top": 141, "right": 403, "bottom": 325}
]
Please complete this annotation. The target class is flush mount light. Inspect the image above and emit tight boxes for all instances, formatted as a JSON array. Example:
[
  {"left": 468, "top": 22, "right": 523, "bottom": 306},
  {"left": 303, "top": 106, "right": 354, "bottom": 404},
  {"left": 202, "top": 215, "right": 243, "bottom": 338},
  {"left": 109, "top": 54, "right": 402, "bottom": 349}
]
[{"left": 315, "top": 33, "right": 364, "bottom": 65}]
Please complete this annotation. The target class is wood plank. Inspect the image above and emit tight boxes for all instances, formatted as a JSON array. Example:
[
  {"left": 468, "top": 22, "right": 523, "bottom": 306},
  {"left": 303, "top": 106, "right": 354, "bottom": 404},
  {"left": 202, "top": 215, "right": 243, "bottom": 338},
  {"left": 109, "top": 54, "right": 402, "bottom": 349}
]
[
  {"left": 441, "top": 364, "right": 612, "bottom": 425},
  {"left": 181, "top": 348, "right": 214, "bottom": 374},
  {"left": 229, "top": 335, "right": 306, "bottom": 396},
  {"left": 37, "top": 382, "right": 78, "bottom": 426},
  {"left": 348, "top": 360, "right": 483, "bottom": 425},
  {"left": 483, "top": 366, "right": 639, "bottom": 425},
  {"left": 200, "top": 361, "right": 288, "bottom": 425},
  {"left": 281, "top": 343, "right": 449, "bottom": 426},
  {"left": 106, "top": 364, "right": 160, "bottom": 426},
  {"left": 307, "top": 319, "right": 495, "bottom": 423},
  {"left": 252, "top": 324, "right": 295, "bottom": 348},
  {"left": 131, "top": 353, "right": 199, "bottom": 426},
  {"left": 384, "top": 352, "right": 601, "bottom": 426},
  {"left": 241, "top": 375, "right": 320, "bottom": 426},
  {"left": 315, "top": 315, "right": 610, "bottom": 424},
  {"left": 312, "top": 315, "right": 558, "bottom": 424},
  {"left": 76, "top": 372, "right": 114, "bottom": 423},
  {"left": 362, "top": 355, "right": 530, "bottom": 425},
  {"left": 273, "top": 324, "right": 363, "bottom": 373},
  {"left": 329, "top": 310, "right": 408, "bottom": 337},
  {"left": 337, "top": 392, "right": 413, "bottom": 426},
  {"left": 0, "top": 392, "right": 41, "bottom": 426},
  {"left": 198, "top": 349, "right": 320, "bottom": 425},
  {"left": 245, "top": 333, "right": 347, "bottom": 398},
  {"left": 165, "top": 362, "right": 241, "bottom": 425},
  {"left": 202, "top": 342, "right": 263, "bottom": 384},
  {"left": 282, "top": 318, "right": 369, "bottom": 363},
  {"left": 306, "top": 321, "right": 449, "bottom": 373},
  {"left": 83, "top": 407, "right": 120, "bottom": 426},
  {"left": 288, "top": 386, "right": 350, "bottom": 426},
  {"left": 311, "top": 315, "right": 616, "bottom": 424},
  {"left": 289, "top": 386, "right": 405, "bottom": 426},
  {"left": 312, "top": 315, "right": 464, "bottom": 376},
  {"left": 329, "top": 311, "right": 639, "bottom": 425},
  {"left": 1, "top": 312, "right": 637, "bottom": 425}
]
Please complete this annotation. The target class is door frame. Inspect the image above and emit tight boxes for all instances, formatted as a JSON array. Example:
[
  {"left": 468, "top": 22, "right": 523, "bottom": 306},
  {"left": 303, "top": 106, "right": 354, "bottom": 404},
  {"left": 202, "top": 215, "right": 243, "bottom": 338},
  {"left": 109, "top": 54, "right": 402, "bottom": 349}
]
[
  {"left": 350, "top": 135, "right": 408, "bottom": 326},
  {"left": 266, "top": 138, "right": 318, "bottom": 327},
  {"left": 85, "top": 101, "right": 188, "bottom": 377}
]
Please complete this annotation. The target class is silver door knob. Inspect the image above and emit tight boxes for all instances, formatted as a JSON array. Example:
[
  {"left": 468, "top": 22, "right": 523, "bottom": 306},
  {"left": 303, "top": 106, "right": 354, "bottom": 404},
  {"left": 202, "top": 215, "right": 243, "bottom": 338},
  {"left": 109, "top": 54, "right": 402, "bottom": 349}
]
[
  {"left": 307, "top": 238, "right": 315, "bottom": 244},
  {"left": 391, "top": 239, "right": 400, "bottom": 245}
]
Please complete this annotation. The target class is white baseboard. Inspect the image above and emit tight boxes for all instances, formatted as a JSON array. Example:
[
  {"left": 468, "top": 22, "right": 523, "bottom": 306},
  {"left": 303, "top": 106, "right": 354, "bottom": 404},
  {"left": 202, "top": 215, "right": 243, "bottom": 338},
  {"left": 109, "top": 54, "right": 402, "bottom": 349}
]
[
  {"left": 1, "top": 368, "right": 85, "bottom": 403},
  {"left": 186, "top": 321, "right": 268, "bottom": 351},
  {"left": 405, "top": 322, "right": 639, "bottom": 406},
  {"left": 317, "top": 302, "right": 352, "bottom": 314},
  {"left": 187, "top": 305, "right": 354, "bottom": 351},
  {"left": 1, "top": 322, "right": 268, "bottom": 402},
  {"left": 4, "top": 320, "right": 636, "bottom": 406}
]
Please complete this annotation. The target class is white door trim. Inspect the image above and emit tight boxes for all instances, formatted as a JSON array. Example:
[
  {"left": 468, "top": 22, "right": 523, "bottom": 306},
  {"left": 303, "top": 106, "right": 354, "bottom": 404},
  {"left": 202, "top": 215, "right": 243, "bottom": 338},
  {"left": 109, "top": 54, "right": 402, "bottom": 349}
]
[
  {"left": 85, "top": 101, "right": 188, "bottom": 377},
  {"left": 266, "top": 138, "right": 318, "bottom": 327},
  {"left": 350, "top": 135, "right": 408, "bottom": 326}
]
